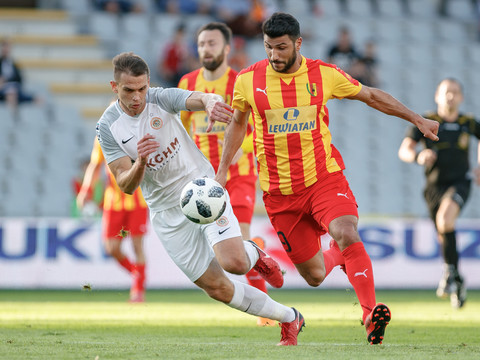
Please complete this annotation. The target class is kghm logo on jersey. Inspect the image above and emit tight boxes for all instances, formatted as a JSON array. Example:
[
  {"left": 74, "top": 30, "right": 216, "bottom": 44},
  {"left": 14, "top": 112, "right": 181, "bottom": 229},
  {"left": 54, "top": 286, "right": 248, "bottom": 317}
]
[
  {"left": 150, "top": 117, "right": 163, "bottom": 130},
  {"left": 283, "top": 108, "right": 300, "bottom": 121},
  {"left": 146, "top": 137, "right": 180, "bottom": 170}
]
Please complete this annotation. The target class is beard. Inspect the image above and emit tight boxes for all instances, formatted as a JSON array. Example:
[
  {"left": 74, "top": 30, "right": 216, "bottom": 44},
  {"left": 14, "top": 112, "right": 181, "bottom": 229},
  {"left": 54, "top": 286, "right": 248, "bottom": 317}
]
[
  {"left": 202, "top": 52, "right": 225, "bottom": 71},
  {"left": 269, "top": 50, "right": 297, "bottom": 73}
]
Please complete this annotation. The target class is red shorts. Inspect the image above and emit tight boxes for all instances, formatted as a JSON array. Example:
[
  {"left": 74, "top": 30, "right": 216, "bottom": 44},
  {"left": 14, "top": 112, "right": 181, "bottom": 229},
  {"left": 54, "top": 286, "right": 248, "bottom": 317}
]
[
  {"left": 226, "top": 174, "right": 256, "bottom": 224},
  {"left": 263, "top": 171, "right": 358, "bottom": 264},
  {"left": 102, "top": 206, "right": 149, "bottom": 241}
]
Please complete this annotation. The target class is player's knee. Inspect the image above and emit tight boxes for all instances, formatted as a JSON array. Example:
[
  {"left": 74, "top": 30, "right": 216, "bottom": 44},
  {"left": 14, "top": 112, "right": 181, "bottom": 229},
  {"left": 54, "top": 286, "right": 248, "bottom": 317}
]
[
  {"left": 224, "top": 260, "right": 250, "bottom": 275},
  {"left": 436, "top": 216, "right": 455, "bottom": 233},
  {"left": 103, "top": 245, "right": 114, "bottom": 256},
  {"left": 105, "top": 245, "right": 122, "bottom": 260},
  {"left": 202, "top": 280, "right": 232, "bottom": 303},
  {"left": 302, "top": 268, "right": 326, "bottom": 287},
  {"left": 218, "top": 256, "right": 250, "bottom": 275},
  {"left": 334, "top": 227, "right": 360, "bottom": 249}
]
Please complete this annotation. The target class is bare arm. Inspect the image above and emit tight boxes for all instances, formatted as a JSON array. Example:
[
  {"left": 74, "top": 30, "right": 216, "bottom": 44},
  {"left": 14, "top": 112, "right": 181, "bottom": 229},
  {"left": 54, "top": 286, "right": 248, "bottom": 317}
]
[
  {"left": 185, "top": 91, "right": 233, "bottom": 132},
  {"left": 398, "top": 136, "right": 437, "bottom": 167},
  {"left": 76, "top": 160, "right": 102, "bottom": 209},
  {"left": 350, "top": 86, "right": 439, "bottom": 141},
  {"left": 108, "top": 134, "right": 159, "bottom": 195},
  {"left": 214, "top": 109, "right": 250, "bottom": 187},
  {"left": 398, "top": 137, "right": 417, "bottom": 163}
]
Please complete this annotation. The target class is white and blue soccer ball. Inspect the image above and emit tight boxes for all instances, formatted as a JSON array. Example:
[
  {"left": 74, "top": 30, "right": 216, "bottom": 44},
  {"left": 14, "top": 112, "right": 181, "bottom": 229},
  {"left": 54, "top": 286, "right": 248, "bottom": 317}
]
[{"left": 180, "top": 177, "right": 227, "bottom": 224}]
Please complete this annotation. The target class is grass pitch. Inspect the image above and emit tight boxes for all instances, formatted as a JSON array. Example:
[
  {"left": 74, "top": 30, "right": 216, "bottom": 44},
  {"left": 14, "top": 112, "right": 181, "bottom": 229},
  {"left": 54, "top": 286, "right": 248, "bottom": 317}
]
[{"left": 0, "top": 289, "right": 479, "bottom": 359}]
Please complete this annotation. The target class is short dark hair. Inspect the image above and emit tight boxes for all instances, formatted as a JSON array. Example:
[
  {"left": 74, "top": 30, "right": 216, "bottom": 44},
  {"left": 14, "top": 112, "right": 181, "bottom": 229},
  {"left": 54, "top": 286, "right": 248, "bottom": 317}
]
[
  {"left": 262, "top": 12, "right": 300, "bottom": 41},
  {"left": 437, "top": 77, "right": 464, "bottom": 94},
  {"left": 112, "top": 52, "right": 150, "bottom": 81},
  {"left": 197, "top": 22, "right": 232, "bottom": 45}
]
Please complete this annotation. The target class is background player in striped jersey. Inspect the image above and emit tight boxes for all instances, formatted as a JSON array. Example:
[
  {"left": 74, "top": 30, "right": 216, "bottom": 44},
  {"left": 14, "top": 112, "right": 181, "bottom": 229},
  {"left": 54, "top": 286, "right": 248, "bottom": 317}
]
[
  {"left": 216, "top": 12, "right": 440, "bottom": 344},
  {"left": 178, "top": 22, "right": 274, "bottom": 327},
  {"left": 77, "top": 137, "right": 149, "bottom": 303},
  {"left": 398, "top": 78, "right": 480, "bottom": 309}
]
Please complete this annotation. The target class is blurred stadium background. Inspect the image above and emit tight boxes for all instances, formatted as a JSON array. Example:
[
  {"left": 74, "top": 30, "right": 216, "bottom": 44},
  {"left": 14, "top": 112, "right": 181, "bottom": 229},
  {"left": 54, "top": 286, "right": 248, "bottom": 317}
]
[{"left": 0, "top": 0, "right": 479, "bottom": 291}]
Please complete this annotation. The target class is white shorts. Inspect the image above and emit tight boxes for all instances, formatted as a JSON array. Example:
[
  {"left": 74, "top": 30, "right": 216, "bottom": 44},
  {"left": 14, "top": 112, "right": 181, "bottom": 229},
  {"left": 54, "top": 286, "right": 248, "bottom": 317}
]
[{"left": 150, "top": 193, "right": 242, "bottom": 282}]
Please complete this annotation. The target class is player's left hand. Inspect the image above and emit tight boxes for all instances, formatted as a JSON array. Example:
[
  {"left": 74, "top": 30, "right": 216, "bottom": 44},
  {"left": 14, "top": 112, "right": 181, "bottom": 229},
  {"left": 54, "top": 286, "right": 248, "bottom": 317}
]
[
  {"left": 418, "top": 118, "right": 439, "bottom": 141},
  {"left": 205, "top": 100, "right": 233, "bottom": 133},
  {"left": 214, "top": 170, "right": 227, "bottom": 188}
]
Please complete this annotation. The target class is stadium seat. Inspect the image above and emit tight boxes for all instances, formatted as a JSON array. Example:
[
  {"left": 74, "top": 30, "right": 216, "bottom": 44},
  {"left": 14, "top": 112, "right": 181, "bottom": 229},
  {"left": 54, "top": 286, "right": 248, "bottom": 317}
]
[
  {"left": 435, "top": 43, "right": 468, "bottom": 66},
  {"left": 436, "top": 19, "right": 469, "bottom": 43},
  {"left": 409, "top": 0, "right": 436, "bottom": 19},
  {"left": 466, "top": 44, "right": 480, "bottom": 67},
  {"left": 372, "top": 18, "right": 407, "bottom": 43},
  {"left": 403, "top": 42, "right": 436, "bottom": 68},
  {"left": 118, "top": 38, "right": 151, "bottom": 63},
  {"left": 89, "top": 12, "right": 120, "bottom": 42},
  {"left": 446, "top": 0, "right": 477, "bottom": 21},
  {"left": 120, "top": 13, "right": 152, "bottom": 39},
  {"left": 376, "top": 43, "right": 406, "bottom": 67},
  {"left": 60, "top": 0, "right": 93, "bottom": 15},
  {"left": 347, "top": 18, "right": 375, "bottom": 45},
  {"left": 404, "top": 19, "right": 438, "bottom": 44},
  {"left": 184, "top": 15, "right": 216, "bottom": 38},
  {"left": 152, "top": 13, "right": 183, "bottom": 39},
  {"left": 0, "top": 8, "right": 77, "bottom": 36},
  {"left": 379, "top": 0, "right": 409, "bottom": 18},
  {"left": 246, "top": 39, "right": 268, "bottom": 63},
  {"left": 316, "top": 0, "right": 342, "bottom": 17},
  {"left": 280, "top": 0, "right": 310, "bottom": 17},
  {"left": 348, "top": 0, "right": 374, "bottom": 18}
]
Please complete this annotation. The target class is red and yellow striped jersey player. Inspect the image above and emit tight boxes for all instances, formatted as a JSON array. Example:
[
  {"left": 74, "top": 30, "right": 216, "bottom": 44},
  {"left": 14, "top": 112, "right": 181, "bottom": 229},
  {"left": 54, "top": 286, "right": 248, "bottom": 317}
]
[
  {"left": 178, "top": 22, "right": 275, "bottom": 327},
  {"left": 77, "top": 137, "right": 149, "bottom": 302},
  {"left": 216, "top": 12, "right": 440, "bottom": 344}
]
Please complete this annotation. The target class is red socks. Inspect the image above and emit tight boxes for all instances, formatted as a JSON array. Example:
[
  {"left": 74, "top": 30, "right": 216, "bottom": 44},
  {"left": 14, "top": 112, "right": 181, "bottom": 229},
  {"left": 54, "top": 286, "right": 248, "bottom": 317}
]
[
  {"left": 133, "top": 263, "right": 146, "bottom": 292},
  {"left": 118, "top": 258, "right": 146, "bottom": 292},
  {"left": 342, "top": 242, "right": 376, "bottom": 322},
  {"left": 323, "top": 240, "right": 345, "bottom": 277},
  {"left": 118, "top": 257, "right": 134, "bottom": 273}
]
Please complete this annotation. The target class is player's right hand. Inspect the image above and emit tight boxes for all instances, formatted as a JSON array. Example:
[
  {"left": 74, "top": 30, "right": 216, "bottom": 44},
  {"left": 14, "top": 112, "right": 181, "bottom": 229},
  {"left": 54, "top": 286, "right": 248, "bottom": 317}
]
[
  {"left": 206, "top": 101, "right": 233, "bottom": 133},
  {"left": 419, "top": 118, "right": 439, "bottom": 141},
  {"left": 137, "top": 133, "right": 159, "bottom": 165}
]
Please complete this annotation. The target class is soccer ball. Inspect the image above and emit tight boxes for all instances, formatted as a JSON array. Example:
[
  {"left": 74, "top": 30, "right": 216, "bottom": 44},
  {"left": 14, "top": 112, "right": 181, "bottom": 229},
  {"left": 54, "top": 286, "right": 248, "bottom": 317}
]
[{"left": 180, "top": 177, "right": 227, "bottom": 224}]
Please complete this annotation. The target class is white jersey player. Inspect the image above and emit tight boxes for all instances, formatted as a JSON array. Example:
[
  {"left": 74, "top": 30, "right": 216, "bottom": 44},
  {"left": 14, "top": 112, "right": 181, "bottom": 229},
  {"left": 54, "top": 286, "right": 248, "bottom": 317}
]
[{"left": 95, "top": 52, "right": 305, "bottom": 346}]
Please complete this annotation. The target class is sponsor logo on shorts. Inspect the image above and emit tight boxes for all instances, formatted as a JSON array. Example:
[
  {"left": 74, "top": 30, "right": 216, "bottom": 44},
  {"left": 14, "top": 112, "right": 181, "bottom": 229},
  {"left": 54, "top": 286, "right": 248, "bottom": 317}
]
[{"left": 216, "top": 216, "right": 229, "bottom": 226}]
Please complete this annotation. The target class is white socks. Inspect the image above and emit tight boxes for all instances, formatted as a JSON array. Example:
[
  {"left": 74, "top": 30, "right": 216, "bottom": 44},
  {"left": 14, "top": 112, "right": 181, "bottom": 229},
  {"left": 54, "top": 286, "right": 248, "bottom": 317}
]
[
  {"left": 227, "top": 279, "right": 295, "bottom": 323},
  {"left": 243, "top": 240, "right": 259, "bottom": 271}
]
